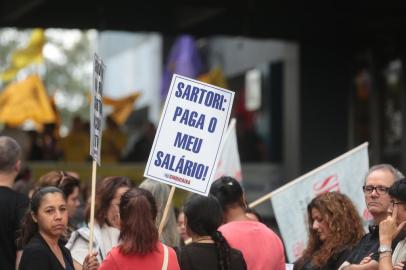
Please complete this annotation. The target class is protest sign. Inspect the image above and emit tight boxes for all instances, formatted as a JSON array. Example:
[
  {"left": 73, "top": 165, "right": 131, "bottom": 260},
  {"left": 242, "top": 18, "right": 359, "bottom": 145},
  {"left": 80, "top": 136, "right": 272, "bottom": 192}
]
[
  {"left": 213, "top": 118, "right": 242, "bottom": 182},
  {"left": 90, "top": 53, "right": 105, "bottom": 166},
  {"left": 269, "top": 143, "right": 369, "bottom": 262},
  {"left": 285, "top": 264, "right": 294, "bottom": 270},
  {"left": 88, "top": 53, "right": 105, "bottom": 253},
  {"left": 144, "top": 74, "right": 234, "bottom": 196}
]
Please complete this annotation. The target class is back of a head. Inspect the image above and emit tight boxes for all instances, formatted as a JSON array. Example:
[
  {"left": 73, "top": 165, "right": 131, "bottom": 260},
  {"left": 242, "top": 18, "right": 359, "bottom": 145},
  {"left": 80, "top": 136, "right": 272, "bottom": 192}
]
[
  {"left": 139, "top": 179, "right": 169, "bottom": 210},
  {"left": 119, "top": 187, "right": 158, "bottom": 255},
  {"left": 139, "top": 178, "right": 180, "bottom": 246},
  {"left": 38, "top": 170, "right": 80, "bottom": 198},
  {"left": 184, "top": 194, "right": 223, "bottom": 236},
  {"left": 389, "top": 178, "right": 406, "bottom": 202},
  {"left": 210, "top": 176, "right": 244, "bottom": 210},
  {"left": 0, "top": 136, "right": 21, "bottom": 173},
  {"left": 185, "top": 193, "right": 233, "bottom": 270}
]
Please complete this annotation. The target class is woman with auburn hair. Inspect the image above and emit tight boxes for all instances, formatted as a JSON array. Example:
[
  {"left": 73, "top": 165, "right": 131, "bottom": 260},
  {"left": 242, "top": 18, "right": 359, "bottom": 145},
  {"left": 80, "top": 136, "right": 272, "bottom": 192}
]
[
  {"left": 66, "top": 176, "right": 132, "bottom": 270},
  {"left": 294, "top": 192, "right": 364, "bottom": 270},
  {"left": 99, "top": 187, "right": 180, "bottom": 270}
]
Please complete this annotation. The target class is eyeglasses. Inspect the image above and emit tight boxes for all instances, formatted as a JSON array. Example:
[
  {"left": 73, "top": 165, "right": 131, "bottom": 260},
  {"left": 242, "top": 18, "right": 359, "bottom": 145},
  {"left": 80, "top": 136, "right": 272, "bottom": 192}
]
[
  {"left": 391, "top": 201, "right": 405, "bottom": 207},
  {"left": 362, "top": 185, "right": 390, "bottom": 195}
]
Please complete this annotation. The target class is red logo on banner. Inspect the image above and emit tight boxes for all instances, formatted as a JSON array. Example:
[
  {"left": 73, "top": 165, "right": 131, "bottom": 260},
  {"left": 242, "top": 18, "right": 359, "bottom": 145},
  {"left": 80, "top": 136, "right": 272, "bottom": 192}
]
[
  {"left": 313, "top": 174, "right": 340, "bottom": 195},
  {"left": 293, "top": 241, "right": 305, "bottom": 259}
]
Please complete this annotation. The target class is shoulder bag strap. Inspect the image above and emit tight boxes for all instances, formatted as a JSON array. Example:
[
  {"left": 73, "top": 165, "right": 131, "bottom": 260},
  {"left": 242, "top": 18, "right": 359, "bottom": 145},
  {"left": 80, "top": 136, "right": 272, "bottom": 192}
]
[{"left": 162, "top": 243, "right": 169, "bottom": 270}]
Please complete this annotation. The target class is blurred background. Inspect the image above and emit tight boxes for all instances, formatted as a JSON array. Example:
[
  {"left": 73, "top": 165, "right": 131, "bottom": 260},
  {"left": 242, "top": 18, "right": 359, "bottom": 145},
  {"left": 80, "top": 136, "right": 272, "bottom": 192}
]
[{"left": 0, "top": 2, "right": 406, "bottom": 220}]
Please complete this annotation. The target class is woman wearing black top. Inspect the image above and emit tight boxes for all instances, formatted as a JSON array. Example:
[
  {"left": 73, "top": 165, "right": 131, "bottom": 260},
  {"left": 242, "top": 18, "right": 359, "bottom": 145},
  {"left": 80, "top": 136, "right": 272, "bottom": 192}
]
[
  {"left": 293, "top": 192, "right": 364, "bottom": 270},
  {"left": 177, "top": 194, "right": 246, "bottom": 270},
  {"left": 18, "top": 187, "right": 98, "bottom": 270}
]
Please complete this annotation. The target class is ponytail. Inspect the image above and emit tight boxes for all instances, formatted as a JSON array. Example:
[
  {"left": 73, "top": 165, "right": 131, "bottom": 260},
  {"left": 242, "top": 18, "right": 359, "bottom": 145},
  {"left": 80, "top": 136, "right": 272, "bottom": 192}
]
[
  {"left": 211, "top": 230, "right": 231, "bottom": 270},
  {"left": 119, "top": 187, "right": 159, "bottom": 255},
  {"left": 184, "top": 194, "right": 230, "bottom": 269}
]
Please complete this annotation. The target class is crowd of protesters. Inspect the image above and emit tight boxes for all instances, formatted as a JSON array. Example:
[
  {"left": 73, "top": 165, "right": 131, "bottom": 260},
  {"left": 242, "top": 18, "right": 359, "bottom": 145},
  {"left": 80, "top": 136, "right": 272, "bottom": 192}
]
[
  {"left": 0, "top": 117, "right": 156, "bottom": 164},
  {"left": 2, "top": 135, "right": 406, "bottom": 270}
]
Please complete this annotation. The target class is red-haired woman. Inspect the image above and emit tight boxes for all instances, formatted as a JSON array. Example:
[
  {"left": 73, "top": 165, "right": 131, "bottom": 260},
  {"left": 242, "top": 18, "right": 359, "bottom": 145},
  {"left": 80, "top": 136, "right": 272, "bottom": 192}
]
[
  {"left": 99, "top": 187, "right": 180, "bottom": 270},
  {"left": 294, "top": 192, "right": 364, "bottom": 270}
]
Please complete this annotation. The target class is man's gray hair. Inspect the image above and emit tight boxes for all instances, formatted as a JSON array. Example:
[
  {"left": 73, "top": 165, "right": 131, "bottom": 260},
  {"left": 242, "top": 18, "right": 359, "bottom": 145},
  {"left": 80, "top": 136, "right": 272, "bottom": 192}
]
[
  {"left": 0, "top": 136, "right": 21, "bottom": 172},
  {"left": 365, "top": 164, "right": 404, "bottom": 183}
]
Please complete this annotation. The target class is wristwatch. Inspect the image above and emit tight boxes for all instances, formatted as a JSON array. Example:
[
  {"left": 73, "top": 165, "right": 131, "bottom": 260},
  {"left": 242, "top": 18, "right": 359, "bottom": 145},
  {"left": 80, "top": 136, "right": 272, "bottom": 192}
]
[{"left": 378, "top": 245, "right": 392, "bottom": 253}]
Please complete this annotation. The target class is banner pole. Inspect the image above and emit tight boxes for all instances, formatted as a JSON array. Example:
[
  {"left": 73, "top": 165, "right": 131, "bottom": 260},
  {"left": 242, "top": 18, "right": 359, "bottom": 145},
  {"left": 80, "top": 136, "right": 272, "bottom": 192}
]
[
  {"left": 88, "top": 160, "right": 97, "bottom": 253},
  {"left": 159, "top": 185, "right": 176, "bottom": 236},
  {"left": 249, "top": 192, "right": 273, "bottom": 208}
]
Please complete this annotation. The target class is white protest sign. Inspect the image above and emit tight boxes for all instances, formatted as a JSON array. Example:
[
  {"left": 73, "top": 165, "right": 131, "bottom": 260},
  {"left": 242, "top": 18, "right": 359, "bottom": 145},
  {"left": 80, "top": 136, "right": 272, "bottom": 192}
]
[
  {"left": 144, "top": 74, "right": 234, "bottom": 196},
  {"left": 213, "top": 118, "right": 242, "bottom": 182},
  {"left": 90, "top": 54, "right": 105, "bottom": 166},
  {"left": 285, "top": 264, "right": 294, "bottom": 270},
  {"left": 271, "top": 143, "right": 369, "bottom": 262}
]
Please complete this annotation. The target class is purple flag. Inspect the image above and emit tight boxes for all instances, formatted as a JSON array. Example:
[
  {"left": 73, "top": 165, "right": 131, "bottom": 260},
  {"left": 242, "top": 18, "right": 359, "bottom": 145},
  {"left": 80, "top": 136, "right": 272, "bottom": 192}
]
[{"left": 160, "top": 35, "right": 203, "bottom": 99}]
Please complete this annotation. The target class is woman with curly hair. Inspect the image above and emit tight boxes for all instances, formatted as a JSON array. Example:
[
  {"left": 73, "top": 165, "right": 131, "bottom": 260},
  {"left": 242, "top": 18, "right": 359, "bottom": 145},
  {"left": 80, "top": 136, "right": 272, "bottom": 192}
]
[{"left": 294, "top": 192, "right": 364, "bottom": 270}]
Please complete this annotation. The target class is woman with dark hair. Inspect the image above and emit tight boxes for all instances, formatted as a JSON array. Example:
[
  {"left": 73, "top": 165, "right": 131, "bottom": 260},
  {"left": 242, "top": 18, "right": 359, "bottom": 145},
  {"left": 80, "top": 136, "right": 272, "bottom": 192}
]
[
  {"left": 66, "top": 176, "right": 131, "bottom": 270},
  {"left": 378, "top": 178, "right": 406, "bottom": 270},
  {"left": 177, "top": 194, "right": 246, "bottom": 270},
  {"left": 294, "top": 192, "right": 365, "bottom": 270},
  {"left": 210, "top": 176, "right": 285, "bottom": 270},
  {"left": 18, "top": 187, "right": 98, "bottom": 270},
  {"left": 38, "top": 170, "right": 82, "bottom": 237},
  {"left": 99, "top": 187, "right": 180, "bottom": 270}
]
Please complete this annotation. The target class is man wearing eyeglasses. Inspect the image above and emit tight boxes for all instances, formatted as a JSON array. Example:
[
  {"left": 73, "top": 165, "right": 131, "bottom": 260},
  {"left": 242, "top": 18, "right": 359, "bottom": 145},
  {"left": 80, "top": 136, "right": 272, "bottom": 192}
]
[
  {"left": 340, "top": 164, "right": 403, "bottom": 270},
  {"left": 378, "top": 178, "right": 406, "bottom": 270}
]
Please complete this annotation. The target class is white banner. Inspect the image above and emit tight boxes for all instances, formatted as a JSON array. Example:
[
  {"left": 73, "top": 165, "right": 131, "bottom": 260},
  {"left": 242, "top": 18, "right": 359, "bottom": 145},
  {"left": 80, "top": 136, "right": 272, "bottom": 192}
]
[
  {"left": 271, "top": 143, "right": 369, "bottom": 262},
  {"left": 213, "top": 118, "right": 242, "bottom": 182},
  {"left": 90, "top": 54, "right": 105, "bottom": 166},
  {"left": 144, "top": 74, "right": 234, "bottom": 196}
]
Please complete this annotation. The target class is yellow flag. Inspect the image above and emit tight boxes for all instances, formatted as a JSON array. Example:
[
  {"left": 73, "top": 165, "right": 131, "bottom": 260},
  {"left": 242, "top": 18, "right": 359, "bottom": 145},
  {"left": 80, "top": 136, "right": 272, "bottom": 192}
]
[
  {"left": 0, "top": 74, "right": 56, "bottom": 131},
  {"left": 0, "top": 29, "right": 46, "bottom": 81},
  {"left": 197, "top": 67, "right": 228, "bottom": 88},
  {"left": 103, "top": 92, "right": 141, "bottom": 125}
]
